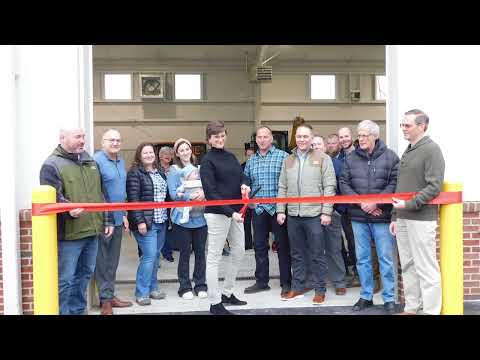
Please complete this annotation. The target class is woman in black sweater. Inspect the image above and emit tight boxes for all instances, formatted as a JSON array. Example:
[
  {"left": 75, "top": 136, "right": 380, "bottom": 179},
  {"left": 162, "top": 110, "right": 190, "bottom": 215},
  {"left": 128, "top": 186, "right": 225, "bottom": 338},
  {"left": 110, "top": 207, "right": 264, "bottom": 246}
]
[{"left": 200, "top": 120, "right": 251, "bottom": 315}]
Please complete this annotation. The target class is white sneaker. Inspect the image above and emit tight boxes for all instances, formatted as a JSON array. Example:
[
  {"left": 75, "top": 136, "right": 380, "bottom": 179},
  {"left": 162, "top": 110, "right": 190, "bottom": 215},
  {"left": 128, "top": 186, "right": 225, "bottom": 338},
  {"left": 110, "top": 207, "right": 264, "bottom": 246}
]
[
  {"left": 197, "top": 291, "right": 208, "bottom": 299},
  {"left": 182, "top": 291, "right": 194, "bottom": 300}
]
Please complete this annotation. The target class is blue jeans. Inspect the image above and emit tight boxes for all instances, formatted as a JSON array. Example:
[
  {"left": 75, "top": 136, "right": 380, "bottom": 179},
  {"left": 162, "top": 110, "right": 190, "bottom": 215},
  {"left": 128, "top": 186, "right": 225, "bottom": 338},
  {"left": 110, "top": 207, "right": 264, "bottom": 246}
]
[
  {"left": 58, "top": 236, "right": 99, "bottom": 315},
  {"left": 351, "top": 221, "right": 396, "bottom": 302},
  {"left": 133, "top": 222, "right": 166, "bottom": 298}
]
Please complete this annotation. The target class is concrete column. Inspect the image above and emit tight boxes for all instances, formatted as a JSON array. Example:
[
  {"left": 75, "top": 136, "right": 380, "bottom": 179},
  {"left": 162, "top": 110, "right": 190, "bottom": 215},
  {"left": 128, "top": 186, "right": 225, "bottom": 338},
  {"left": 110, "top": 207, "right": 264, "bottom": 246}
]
[
  {"left": 15, "top": 45, "right": 94, "bottom": 210},
  {"left": 0, "top": 46, "right": 22, "bottom": 314},
  {"left": 387, "top": 45, "right": 480, "bottom": 201},
  {"left": 0, "top": 45, "right": 93, "bottom": 314}
]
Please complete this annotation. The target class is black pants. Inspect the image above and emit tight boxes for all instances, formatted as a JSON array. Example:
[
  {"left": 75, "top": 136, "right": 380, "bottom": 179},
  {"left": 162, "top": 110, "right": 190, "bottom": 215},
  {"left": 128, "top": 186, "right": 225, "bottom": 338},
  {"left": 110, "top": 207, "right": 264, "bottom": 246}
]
[
  {"left": 252, "top": 211, "right": 292, "bottom": 289},
  {"left": 174, "top": 224, "right": 208, "bottom": 296},
  {"left": 288, "top": 216, "right": 327, "bottom": 294},
  {"left": 244, "top": 208, "right": 253, "bottom": 250},
  {"left": 95, "top": 225, "right": 123, "bottom": 303},
  {"left": 341, "top": 212, "right": 356, "bottom": 271}
]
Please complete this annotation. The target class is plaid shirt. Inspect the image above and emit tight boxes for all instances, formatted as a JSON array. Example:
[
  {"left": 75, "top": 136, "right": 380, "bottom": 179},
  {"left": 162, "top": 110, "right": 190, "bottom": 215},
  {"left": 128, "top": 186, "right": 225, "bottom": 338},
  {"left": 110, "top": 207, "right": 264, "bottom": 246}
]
[
  {"left": 149, "top": 170, "right": 168, "bottom": 223},
  {"left": 244, "top": 145, "right": 288, "bottom": 216}
]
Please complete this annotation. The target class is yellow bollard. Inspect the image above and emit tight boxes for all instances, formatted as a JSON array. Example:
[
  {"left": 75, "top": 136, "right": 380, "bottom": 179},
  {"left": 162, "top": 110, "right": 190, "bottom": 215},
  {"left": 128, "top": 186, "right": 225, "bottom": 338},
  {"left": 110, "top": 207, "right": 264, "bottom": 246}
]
[
  {"left": 440, "top": 182, "right": 463, "bottom": 315},
  {"left": 32, "top": 185, "right": 59, "bottom": 315}
]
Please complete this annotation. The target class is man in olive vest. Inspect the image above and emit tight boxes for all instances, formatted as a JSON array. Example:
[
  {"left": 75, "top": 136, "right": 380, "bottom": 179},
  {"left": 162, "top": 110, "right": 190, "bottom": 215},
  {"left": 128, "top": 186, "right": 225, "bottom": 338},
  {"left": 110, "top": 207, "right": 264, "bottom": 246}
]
[{"left": 40, "top": 128, "right": 113, "bottom": 315}]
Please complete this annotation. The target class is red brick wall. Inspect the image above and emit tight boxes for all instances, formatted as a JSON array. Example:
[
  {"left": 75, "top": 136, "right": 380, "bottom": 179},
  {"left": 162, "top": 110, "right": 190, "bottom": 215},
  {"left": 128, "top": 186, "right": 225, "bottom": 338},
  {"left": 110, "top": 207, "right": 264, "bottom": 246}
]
[
  {"left": 463, "top": 202, "right": 480, "bottom": 300},
  {"left": 19, "top": 210, "right": 33, "bottom": 314}
]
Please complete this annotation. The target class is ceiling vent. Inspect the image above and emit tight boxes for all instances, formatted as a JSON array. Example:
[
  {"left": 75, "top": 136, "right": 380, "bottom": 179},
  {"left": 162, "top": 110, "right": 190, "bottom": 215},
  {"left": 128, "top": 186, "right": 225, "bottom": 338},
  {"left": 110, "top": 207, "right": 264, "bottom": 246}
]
[
  {"left": 249, "top": 65, "right": 273, "bottom": 82},
  {"left": 350, "top": 89, "right": 361, "bottom": 102}
]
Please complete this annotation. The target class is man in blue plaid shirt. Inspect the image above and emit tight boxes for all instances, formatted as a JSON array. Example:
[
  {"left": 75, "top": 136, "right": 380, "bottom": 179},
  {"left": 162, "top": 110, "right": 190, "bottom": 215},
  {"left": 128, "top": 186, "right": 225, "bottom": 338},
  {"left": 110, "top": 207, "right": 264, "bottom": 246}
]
[{"left": 243, "top": 126, "right": 292, "bottom": 296}]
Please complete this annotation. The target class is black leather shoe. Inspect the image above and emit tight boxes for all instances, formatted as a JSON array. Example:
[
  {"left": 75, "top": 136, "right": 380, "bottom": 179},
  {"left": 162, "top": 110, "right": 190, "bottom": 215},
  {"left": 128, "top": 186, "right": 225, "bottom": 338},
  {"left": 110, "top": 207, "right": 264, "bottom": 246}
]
[
  {"left": 164, "top": 254, "right": 174, "bottom": 262},
  {"left": 244, "top": 283, "right": 271, "bottom": 294},
  {"left": 384, "top": 301, "right": 396, "bottom": 315},
  {"left": 210, "top": 303, "right": 233, "bottom": 315},
  {"left": 222, "top": 293, "right": 247, "bottom": 306},
  {"left": 352, "top": 298, "right": 374, "bottom": 311}
]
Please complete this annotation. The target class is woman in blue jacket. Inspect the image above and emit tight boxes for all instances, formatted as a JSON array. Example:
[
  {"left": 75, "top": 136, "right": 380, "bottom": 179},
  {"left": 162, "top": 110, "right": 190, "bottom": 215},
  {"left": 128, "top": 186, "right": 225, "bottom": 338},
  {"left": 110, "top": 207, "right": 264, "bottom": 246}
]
[{"left": 167, "top": 138, "right": 208, "bottom": 300}]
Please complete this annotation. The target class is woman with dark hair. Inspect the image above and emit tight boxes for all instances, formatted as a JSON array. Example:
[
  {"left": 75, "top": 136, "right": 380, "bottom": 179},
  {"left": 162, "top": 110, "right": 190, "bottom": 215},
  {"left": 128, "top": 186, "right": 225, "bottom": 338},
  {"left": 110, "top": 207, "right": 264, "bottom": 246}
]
[
  {"left": 126, "top": 142, "right": 168, "bottom": 306},
  {"left": 167, "top": 138, "right": 208, "bottom": 300},
  {"left": 200, "top": 120, "right": 251, "bottom": 315}
]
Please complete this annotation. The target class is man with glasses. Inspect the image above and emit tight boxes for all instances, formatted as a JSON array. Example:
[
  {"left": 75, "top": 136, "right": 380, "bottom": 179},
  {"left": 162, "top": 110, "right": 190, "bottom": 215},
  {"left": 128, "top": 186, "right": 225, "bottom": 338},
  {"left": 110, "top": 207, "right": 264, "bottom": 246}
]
[
  {"left": 94, "top": 129, "right": 132, "bottom": 315},
  {"left": 390, "top": 109, "right": 445, "bottom": 315},
  {"left": 339, "top": 120, "right": 400, "bottom": 314}
]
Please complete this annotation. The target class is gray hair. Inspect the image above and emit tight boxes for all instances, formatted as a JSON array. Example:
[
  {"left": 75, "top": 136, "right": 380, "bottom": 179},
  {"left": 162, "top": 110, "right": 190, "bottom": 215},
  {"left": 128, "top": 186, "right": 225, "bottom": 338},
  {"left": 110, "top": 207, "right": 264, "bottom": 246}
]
[
  {"left": 102, "top": 128, "right": 121, "bottom": 138},
  {"left": 158, "top": 146, "right": 173, "bottom": 157},
  {"left": 357, "top": 120, "right": 380, "bottom": 139}
]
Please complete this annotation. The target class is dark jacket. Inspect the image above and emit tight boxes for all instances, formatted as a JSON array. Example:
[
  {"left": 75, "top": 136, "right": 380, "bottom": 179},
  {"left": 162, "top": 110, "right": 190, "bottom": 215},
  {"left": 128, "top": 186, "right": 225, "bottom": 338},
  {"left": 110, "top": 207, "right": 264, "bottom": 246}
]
[
  {"left": 39, "top": 145, "right": 112, "bottom": 241},
  {"left": 331, "top": 149, "right": 348, "bottom": 214},
  {"left": 126, "top": 166, "right": 168, "bottom": 231},
  {"left": 200, "top": 147, "right": 250, "bottom": 217},
  {"left": 339, "top": 139, "right": 399, "bottom": 223}
]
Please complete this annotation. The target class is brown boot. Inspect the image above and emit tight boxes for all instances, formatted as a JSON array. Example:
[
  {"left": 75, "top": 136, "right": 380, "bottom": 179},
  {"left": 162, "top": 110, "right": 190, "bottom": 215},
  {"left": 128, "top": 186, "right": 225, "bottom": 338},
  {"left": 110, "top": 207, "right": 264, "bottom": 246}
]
[
  {"left": 100, "top": 301, "right": 113, "bottom": 315},
  {"left": 111, "top": 296, "right": 133, "bottom": 308}
]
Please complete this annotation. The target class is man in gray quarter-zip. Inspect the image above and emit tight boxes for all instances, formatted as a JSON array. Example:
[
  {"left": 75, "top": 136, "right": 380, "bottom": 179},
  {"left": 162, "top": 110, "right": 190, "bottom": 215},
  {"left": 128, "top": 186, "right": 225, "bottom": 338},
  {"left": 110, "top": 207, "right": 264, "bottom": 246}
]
[
  {"left": 277, "top": 123, "right": 336, "bottom": 305},
  {"left": 390, "top": 109, "right": 445, "bottom": 315}
]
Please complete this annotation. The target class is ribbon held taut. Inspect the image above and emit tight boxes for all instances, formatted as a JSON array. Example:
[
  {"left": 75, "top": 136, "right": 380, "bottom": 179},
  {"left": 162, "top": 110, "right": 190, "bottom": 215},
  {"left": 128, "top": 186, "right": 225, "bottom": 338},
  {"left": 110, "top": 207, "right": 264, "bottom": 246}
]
[{"left": 31, "top": 191, "right": 462, "bottom": 216}]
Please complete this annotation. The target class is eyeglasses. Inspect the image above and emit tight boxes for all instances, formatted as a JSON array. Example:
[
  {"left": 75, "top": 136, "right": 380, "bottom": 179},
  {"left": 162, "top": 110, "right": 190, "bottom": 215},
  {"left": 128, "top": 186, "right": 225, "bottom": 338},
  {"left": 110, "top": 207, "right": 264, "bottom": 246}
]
[
  {"left": 399, "top": 123, "right": 414, "bottom": 129},
  {"left": 357, "top": 134, "right": 372, "bottom": 139},
  {"left": 104, "top": 138, "right": 121, "bottom": 143}
]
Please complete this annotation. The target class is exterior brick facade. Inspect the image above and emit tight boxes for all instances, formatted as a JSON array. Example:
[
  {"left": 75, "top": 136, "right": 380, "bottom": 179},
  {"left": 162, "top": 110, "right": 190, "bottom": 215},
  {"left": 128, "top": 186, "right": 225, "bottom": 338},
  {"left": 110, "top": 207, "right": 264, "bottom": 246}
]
[
  {"left": 19, "top": 210, "right": 33, "bottom": 314},
  {"left": 0, "top": 203, "right": 479, "bottom": 314}
]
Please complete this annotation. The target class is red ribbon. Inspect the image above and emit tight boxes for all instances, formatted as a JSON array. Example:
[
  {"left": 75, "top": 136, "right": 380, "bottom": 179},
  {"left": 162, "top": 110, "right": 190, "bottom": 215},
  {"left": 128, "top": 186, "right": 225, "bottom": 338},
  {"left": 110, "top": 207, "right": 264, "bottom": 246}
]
[{"left": 31, "top": 191, "right": 462, "bottom": 216}]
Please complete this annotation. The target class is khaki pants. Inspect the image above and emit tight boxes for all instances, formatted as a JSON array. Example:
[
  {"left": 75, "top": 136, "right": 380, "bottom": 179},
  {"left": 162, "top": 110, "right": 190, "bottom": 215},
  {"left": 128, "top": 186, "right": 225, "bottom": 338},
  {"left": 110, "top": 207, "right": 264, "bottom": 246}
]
[
  {"left": 396, "top": 218, "right": 441, "bottom": 314},
  {"left": 204, "top": 213, "right": 245, "bottom": 305}
]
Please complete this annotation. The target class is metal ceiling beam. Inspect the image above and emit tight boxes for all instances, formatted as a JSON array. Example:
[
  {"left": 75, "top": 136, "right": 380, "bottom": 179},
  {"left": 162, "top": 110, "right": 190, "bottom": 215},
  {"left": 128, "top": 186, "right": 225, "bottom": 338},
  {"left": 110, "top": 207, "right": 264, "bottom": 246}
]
[{"left": 256, "top": 45, "right": 269, "bottom": 66}]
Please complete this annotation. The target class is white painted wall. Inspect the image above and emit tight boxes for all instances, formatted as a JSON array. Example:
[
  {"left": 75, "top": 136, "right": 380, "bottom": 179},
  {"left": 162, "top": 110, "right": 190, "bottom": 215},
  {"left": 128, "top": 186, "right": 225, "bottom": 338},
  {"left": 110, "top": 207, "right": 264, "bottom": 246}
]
[
  {"left": 387, "top": 45, "right": 480, "bottom": 201},
  {"left": 15, "top": 45, "right": 93, "bottom": 209},
  {"left": 0, "top": 45, "right": 93, "bottom": 314},
  {"left": 0, "top": 46, "right": 22, "bottom": 314}
]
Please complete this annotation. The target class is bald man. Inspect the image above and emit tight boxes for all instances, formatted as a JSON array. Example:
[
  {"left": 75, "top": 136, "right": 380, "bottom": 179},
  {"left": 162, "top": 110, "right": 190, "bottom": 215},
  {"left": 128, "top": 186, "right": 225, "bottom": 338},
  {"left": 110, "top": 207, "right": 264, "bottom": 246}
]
[
  {"left": 40, "top": 128, "right": 114, "bottom": 315},
  {"left": 94, "top": 129, "right": 133, "bottom": 315}
]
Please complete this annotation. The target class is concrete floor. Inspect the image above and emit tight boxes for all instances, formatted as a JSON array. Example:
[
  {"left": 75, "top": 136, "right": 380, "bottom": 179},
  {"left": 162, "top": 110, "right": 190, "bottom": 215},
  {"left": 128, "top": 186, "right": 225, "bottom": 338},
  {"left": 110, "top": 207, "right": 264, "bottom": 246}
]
[
  {"left": 91, "top": 232, "right": 389, "bottom": 315},
  {"left": 91, "top": 232, "right": 480, "bottom": 315}
]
